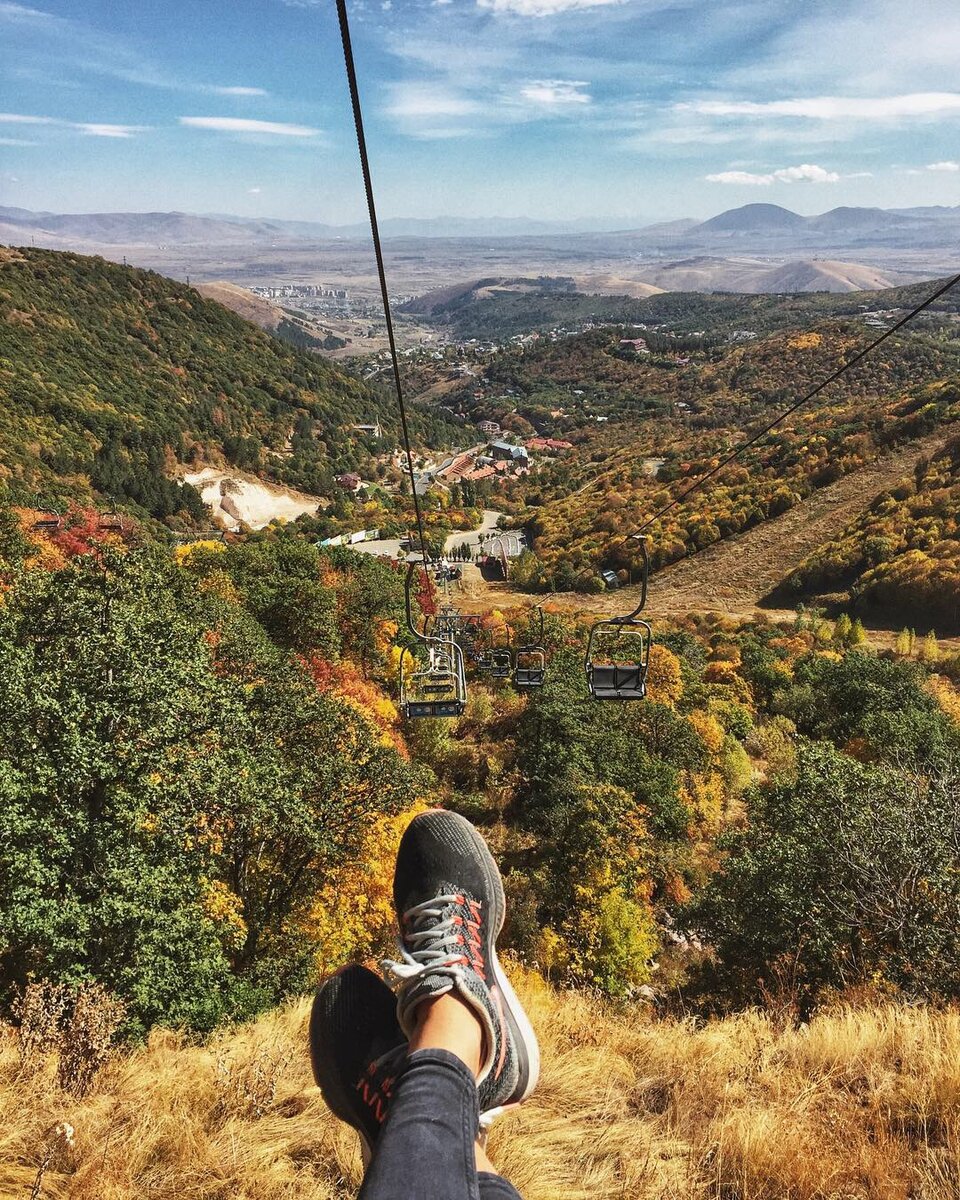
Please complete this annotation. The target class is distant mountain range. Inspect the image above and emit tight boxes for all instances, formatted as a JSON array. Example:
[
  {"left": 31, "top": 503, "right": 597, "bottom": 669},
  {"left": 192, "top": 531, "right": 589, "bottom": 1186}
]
[
  {"left": 0, "top": 206, "right": 635, "bottom": 246},
  {"left": 3, "top": 201, "right": 960, "bottom": 250}
]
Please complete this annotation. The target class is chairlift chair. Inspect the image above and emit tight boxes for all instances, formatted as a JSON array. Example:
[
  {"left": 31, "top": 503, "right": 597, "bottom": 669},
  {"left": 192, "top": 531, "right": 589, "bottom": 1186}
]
[
  {"left": 99, "top": 503, "right": 124, "bottom": 533},
  {"left": 513, "top": 607, "right": 547, "bottom": 689},
  {"left": 490, "top": 647, "right": 513, "bottom": 679},
  {"left": 400, "top": 639, "right": 467, "bottom": 719},
  {"left": 400, "top": 562, "right": 468, "bottom": 718},
  {"left": 475, "top": 622, "right": 513, "bottom": 678},
  {"left": 585, "top": 537, "right": 652, "bottom": 701},
  {"left": 33, "top": 508, "right": 62, "bottom": 533}
]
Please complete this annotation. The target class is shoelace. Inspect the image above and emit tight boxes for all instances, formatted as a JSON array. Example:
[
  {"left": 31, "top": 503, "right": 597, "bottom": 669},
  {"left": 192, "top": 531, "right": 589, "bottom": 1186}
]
[{"left": 382, "top": 893, "right": 468, "bottom": 984}]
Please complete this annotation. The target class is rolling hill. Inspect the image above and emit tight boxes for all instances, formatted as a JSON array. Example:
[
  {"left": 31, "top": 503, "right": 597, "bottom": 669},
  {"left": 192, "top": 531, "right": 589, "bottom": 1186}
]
[{"left": 0, "top": 246, "right": 456, "bottom": 523}]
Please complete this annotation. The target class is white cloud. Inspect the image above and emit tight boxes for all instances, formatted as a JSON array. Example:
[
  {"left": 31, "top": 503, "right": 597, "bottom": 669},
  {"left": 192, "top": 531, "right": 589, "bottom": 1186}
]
[
  {"left": 0, "top": 111, "right": 150, "bottom": 138},
  {"left": 211, "top": 86, "right": 268, "bottom": 97},
  {"left": 77, "top": 122, "right": 146, "bottom": 138},
  {"left": 179, "top": 116, "right": 320, "bottom": 137},
  {"left": 927, "top": 160, "right": 960, "bottom": 171},
  {"left": 683, "top": 92, "right": 960, "bottom": 121},
  {"left": 477, "top": 0, "right": 625, "bottom": 15},
  {"left": 706, "top": 170, "right": 775, "bottom": 186},
  {"left": 0, "top": 111, "right": 57, "bottom": 124},
  {"left": 520, "top": 79, "right": 590, "bottom": 105},
  {"left": 248, "top": 186, "right": 262, "bottom": 194},
  {"left": 385, "top": 84, "right": 480, "bottom": 120},
  {"left": 706, "top": 163, "right": 841, "bottom": 185},
  {"left": 0, "top": 136, "right": 38, "bottom": 145},
  {"left": 382, "top": 1, "right": 392, "bottom": 9}
]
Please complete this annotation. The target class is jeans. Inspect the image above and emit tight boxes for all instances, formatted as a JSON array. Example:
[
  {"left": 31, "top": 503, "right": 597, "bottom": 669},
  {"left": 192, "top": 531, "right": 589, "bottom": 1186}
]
[{"left": 359, "top": 1048, "right": 523, "bottom": 1200}]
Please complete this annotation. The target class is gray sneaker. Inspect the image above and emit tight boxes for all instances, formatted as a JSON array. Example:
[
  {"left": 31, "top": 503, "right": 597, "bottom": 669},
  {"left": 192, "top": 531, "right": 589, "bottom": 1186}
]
[{"left": 383, "top": 809, "right": 540, "bottom": 1124}]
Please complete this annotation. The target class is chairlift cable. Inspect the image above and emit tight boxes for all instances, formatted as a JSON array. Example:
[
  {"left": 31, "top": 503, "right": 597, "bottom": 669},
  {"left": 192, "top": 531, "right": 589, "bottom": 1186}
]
[
  {"left": 632, "top": 270, "right": 960, "bottom": 538},
  {"left": 335, "top": 0, "right": 431, "bottom": 568}
]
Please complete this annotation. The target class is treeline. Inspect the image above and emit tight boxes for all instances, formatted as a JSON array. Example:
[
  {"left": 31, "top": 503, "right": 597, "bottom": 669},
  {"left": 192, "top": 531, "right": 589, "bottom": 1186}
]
[{"left": 2, "top": 510, "right": 960, "bottom": 1031}]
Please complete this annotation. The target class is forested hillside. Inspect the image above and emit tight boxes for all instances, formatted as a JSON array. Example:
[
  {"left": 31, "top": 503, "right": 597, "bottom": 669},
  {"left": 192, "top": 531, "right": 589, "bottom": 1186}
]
[
  {"left": 777, "top": 435, "right": 960, "bottom": 630},
  {"left": 473, "top": 322, "right": 960, "bottom": 593},
  {"left": 0, "top": 246, "right": 456, "bottom": 525},
  {"left": 4, "top": 511, "right": 960, "bottom": 1027}
]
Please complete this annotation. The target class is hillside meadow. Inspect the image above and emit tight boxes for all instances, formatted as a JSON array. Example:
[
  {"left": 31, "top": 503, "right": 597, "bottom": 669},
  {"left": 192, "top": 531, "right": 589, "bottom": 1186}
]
[{"left": 3, "top": 967, "right": 959, "bottom": 1200}]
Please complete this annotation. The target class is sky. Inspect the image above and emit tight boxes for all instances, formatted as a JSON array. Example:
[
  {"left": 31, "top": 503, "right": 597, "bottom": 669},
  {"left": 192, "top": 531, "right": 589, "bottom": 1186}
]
[{"left": 1, "top": 0, "right": 960, "bottom": 226}]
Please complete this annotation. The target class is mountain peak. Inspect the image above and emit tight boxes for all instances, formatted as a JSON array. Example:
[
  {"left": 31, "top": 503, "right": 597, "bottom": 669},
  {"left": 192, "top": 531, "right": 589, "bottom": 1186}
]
[{"left": 696, "top": 204, "right": 805, "bottom": 233}]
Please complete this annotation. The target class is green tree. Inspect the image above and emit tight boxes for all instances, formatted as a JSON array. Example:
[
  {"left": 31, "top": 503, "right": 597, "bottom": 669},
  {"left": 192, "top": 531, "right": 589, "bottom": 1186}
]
[
  {"left": 689, "top": 741, "right": 960, "bottom": 1008},
  {"left": 0, "top": 548, "right": 417, "bottom": 1032}
]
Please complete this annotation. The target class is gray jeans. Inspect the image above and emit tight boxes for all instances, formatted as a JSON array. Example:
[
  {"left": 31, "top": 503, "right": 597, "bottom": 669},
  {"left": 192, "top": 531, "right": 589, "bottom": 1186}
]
[{"left": 359, "top": 1048, "right": 523, "bottom": 1200}]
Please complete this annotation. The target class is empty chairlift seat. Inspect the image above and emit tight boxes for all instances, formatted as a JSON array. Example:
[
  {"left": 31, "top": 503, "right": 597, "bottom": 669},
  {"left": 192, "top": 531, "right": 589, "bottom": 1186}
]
[
  {"left": 513, "top": 607, "right": 547, "bottom": 689},
  {"left": 401, "top": 640, "right": 467, "bottom": 719},
  {"left": 584, "top": 622, "right": 651, "bottom": 700},
  {"left": 584, "top": 536, "right": 652, "bottom": 702}
]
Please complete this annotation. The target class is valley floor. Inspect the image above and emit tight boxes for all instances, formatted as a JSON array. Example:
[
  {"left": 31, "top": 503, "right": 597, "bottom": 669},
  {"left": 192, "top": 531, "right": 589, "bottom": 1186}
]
[{"left": 4, "top": 966, "right": 958, "bottom": 1199}]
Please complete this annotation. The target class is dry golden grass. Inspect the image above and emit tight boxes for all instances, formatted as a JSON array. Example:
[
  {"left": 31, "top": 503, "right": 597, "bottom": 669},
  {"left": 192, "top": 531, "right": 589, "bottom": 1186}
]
[{"left": 2, "top": 968, "right": 959, "bottom": 1199}]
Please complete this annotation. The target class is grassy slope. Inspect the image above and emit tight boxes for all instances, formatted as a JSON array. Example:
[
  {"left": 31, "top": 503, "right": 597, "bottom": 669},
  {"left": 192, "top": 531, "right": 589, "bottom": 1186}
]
[
  {"left": 4, "top": 966, "right": 958, "bottom": 1199},
  {"left": 776, "top": 434, "right": 960, "bottom": 629}
]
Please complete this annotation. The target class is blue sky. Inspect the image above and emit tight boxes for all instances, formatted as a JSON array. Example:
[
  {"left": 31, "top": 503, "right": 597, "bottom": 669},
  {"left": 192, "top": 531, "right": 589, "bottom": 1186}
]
[{"left": 2, "top": 0, "right": 960, "bottom": 224}]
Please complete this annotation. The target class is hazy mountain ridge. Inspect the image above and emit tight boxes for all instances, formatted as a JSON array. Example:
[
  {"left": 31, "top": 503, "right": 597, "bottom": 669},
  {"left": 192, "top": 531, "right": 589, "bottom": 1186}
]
[{"left": 4, "top": 202, "right": 960, "bottom": 250}]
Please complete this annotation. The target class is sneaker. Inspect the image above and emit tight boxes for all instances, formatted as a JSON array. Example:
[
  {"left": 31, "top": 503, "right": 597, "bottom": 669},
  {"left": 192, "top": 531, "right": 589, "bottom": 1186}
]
[
  {"left": 309, "top": 964, "right": 407, "bottom": 1162},
  {"left": 383, "top": 809, "right": 540, "bottom": 1124}
]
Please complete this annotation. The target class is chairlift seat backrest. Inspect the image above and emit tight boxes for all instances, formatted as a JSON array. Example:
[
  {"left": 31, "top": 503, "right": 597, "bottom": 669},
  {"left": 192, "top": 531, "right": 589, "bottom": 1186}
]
[
  {"left": 588, "top": 663, "right": 646, "bottom": 700},
  {"left": 490, "top": 648, "right": 513, "bottom": 679},
  {"left": 513, "top": 645, "right": 546, "bottom": 688}
]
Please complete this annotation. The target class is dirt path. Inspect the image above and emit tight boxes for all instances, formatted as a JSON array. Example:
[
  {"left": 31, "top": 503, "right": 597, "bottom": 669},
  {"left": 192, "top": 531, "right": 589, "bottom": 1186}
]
[{"left": 457, "top": 431, "right": 952, "bottom": 629}]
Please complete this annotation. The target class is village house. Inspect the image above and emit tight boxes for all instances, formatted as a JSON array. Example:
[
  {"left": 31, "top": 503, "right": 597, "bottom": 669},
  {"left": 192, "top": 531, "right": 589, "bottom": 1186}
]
[{"left": 489, "top": 440, "right": 529, "bottom": 466}]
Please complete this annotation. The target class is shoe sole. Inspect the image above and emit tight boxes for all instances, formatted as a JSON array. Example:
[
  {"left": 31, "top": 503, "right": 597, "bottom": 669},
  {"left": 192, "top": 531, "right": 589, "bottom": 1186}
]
[
  {"left": 434, "top": 811, "right": 541, "bottom": 1110},
  {"left": 310, "top": 966, "right": 393, "bottom": 1166}
]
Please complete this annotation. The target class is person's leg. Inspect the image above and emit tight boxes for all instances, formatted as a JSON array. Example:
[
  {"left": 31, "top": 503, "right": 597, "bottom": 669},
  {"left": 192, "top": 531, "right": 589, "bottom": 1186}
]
[
  {"left": 311, "top": 811, "right": 537, "bottom": 1199},
  {"left": 359, "top": 992, "right": 519, "bottom": 1200}
]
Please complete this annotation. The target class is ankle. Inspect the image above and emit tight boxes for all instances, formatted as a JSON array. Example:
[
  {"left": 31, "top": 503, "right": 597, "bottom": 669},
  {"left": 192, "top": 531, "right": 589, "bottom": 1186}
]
[{"left": 409, "top": 993, "right": 484, "bottom": 1079}]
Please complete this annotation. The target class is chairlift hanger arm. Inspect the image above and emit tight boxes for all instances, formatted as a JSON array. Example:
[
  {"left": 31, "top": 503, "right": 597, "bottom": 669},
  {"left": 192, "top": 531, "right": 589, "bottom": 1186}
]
[
  {"left": 611, "top": 536, "right": 649, "bottom": 624},
  {"left": 404, "top": 560, "right": 434, "bottom": 643}
]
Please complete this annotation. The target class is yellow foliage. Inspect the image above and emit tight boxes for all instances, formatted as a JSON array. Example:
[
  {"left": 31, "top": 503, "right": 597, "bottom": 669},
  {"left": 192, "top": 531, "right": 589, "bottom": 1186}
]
[
  {"left": 788, "top": 331, "right": 823, "bottom": 350},
  {"left": 645, "top": 643, "right": 683, "bottom": 707},
  {"left": 708, "top": 642, "right": 742, "bottom": 666},
  {"left": 664, "top": 870, "right": 692, "bottom": 905},
  {"left": 682, "top": 770, "right": 726, "bottom": 831},
  {"left": 305, "top": 800, "right": 431, "bottom": 976},
  {"left": 926, "top": 674, "right": 960, "bottom": 725},
  {"left": 687, "top": 710, "right": 725, "bottom": 757},
  {"left": 770, "top": 635, "right": 810, "bottom": 660},
  {"left": 375, "top": 619, "right": 398, "bottom": 657},
  {"left": 200, "top": 878, "right": 247, "bottom": 949},
  {"left": 23, "top": 537, "right": 66, "bottom": 572},
  {"left": 173, "top": 540, "right": 226, "bottom": 564},
  {"left": 703, "top": 660, "right": 740, "bottom": 685}
]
